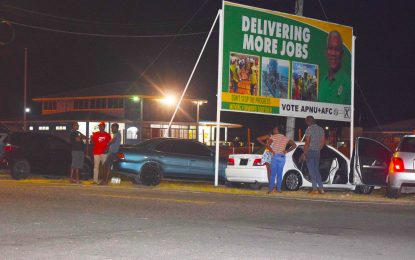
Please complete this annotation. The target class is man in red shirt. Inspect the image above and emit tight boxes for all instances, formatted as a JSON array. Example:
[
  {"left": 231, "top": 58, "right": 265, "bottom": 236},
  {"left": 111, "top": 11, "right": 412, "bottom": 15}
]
[{"left": 91, "top": 122, "right": 111, "bottom": 184}]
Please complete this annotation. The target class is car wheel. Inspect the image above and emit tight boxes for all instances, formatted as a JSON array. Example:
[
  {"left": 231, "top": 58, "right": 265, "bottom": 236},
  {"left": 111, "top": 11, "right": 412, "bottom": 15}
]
[
  {"left": 79, "top": 162, "right": 92, "bottom": 180},
  {"left": 139, "top": 163, "right": 162, "bottom": 186},
  {"left": 386, "top": 183, "right": 401, "bottom": 199},
  {"left": 11, "top": 159, "right": 31, "bottom": 180},
  {"left": 283, "top": 171, "right": 301, "bottom": 191},
  {"left": 225, "top": 181, "right": 241, "bottom": 188},
  {"left": 355, "top": 185, "right": 373, "bottom": 194},
  {"left": 248, "top": 182, "right": 262, "bottom": 190}
]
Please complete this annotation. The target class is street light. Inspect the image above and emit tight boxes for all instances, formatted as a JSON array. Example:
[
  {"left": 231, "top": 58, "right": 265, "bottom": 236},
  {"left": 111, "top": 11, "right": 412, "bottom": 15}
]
[
  {"left": 159, "top": 95, "right": 176, "bottom": 106},
  {"left": 131, "top": 96, "right": 140, "bottom": 102},
  {"left": 193, "top": 100, "right": 207, "bottom": 141},
  {"left": 25, "top": 107, "right": 30, "bottom": 113}
]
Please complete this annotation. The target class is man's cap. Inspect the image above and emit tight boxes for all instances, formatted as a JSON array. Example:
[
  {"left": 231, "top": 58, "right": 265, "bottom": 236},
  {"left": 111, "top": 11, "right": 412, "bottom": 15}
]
[{"left": 98, "top": 121, "right": 106, "bottom": 126}]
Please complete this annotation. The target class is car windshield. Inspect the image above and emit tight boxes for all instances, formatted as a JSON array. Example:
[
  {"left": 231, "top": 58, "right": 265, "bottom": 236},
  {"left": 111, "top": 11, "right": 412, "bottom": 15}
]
[{"left": 398, "top": 137, "right": 415, "bottom": 153}]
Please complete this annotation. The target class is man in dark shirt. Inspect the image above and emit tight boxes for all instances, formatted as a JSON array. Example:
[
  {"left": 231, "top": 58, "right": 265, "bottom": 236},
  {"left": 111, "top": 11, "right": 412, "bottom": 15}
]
[{"left": 70, "top": 122, "right": 86, "bottom": 184}]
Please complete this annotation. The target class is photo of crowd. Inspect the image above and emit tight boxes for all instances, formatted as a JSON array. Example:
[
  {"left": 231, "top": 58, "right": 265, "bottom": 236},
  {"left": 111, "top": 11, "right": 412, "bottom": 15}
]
[
  {"left": 261, "top": 57, "right": 289, "bottom": 98},
  {"left": 291, "top": 62, "right": 318, "bottom": 101},
  {"left": 229, "top": 53, "right": 260, "bottom": 96}
]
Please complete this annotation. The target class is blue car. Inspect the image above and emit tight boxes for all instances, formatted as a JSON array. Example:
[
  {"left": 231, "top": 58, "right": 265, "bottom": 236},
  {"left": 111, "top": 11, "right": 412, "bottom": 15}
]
[{"left": 112, "top": 138, "right": 227, "bottom": 185}]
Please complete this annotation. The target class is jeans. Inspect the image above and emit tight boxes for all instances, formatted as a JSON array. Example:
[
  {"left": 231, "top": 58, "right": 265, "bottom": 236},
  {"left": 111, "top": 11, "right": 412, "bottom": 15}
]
[
  {"left": 306, "top": 150, "right": 324, "bottom": 189},
  {"left": 93, "top": 154, "right": 108, "bottom": 183},
  {"left": 269, "top": 153, "right": 286, "bottom": 192}
]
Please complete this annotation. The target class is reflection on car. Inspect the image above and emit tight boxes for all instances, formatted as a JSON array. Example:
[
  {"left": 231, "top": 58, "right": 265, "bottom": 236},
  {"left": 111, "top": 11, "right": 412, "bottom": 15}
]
[
  {"left": 226, "top": 137, "right": 391, "bottom": 194},
  {"left": 0, "top": 132, "right": 92, "bottom": 180},
  {"left": 112, "top": 138, "right": 227, "bottom": 186}
]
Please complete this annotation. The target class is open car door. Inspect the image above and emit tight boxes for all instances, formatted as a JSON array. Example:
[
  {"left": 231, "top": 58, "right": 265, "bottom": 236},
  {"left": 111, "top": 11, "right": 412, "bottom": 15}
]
[{"left": 353, "top": 137, "right": 392, "bottom": 186}]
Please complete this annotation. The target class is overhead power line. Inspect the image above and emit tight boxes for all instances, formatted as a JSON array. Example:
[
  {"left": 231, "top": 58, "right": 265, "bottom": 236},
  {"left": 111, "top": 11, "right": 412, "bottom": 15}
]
[
  {"left": 0, "top": 18, "right": 213, "bottom": 38},
  {"left": 355, "top": 80, "right": 382, "bottom": 129},
  {"left": 135, "top": 0, "right": 211, "bottom": 81},
  {"left": 0, "top": 3, "right": 202, "bottom": 29},
  {"left": 318, "top": 0, "right": 381, "bottom": 128},
  {"left": 317, "top": 0, "right": 329, "bottom": 21}
]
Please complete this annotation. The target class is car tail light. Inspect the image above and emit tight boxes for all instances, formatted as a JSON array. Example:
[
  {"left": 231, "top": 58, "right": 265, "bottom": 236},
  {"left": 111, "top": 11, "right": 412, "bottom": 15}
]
[
  {"left": 253, "top": 158, "right": 262, "bottom": 166},
  {"left": 4, "top": 144, "right": 16, "bottom": 152},
  {"left": 227, "top": 158, "right": 234, "bottom": 166},
  {"left": 117, "top": 153, "right": 125, "bottom": 160},
  {"left": 389, "top": 157, "right": 404, "bottom": 173}
]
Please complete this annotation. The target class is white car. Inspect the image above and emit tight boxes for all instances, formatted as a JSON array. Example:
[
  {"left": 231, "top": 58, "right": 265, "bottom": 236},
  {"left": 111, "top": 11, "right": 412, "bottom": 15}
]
[{"left": 225, "top": 137, "right": 391, "bottom": 194}]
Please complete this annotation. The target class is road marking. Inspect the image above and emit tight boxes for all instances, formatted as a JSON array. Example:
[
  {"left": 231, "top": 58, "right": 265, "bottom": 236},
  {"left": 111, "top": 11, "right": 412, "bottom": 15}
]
[{"left": 81, "top": 193, "right": 216, "bottom": 205}]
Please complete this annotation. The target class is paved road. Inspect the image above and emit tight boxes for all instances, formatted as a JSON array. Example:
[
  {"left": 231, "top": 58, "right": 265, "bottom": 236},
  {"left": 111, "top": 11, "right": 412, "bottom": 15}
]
[{"left": 0, "top": 180, "right": 414, "bottom": 260}]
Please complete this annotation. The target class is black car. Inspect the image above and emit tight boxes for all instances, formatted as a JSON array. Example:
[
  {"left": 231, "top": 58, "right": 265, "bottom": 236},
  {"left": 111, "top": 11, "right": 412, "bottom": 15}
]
[{"left": 1, "top": 131, "right": 92, "bottom": 180}]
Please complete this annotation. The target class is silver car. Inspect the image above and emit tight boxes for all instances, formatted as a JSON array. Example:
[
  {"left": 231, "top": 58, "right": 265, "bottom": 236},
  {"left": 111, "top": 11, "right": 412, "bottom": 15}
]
[{"left": 387, "top": 135, "right": 415, "bottom": 198}]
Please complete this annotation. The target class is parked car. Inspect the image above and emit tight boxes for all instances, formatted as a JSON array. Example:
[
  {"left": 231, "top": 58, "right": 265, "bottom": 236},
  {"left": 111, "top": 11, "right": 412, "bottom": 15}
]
[
  {"left": 387, "top": 135, "right": 415, "bottom": 198},
  {"left": 0, "top": 131, "right": 92, "bottom": 180},
  {"left": 226, "top": 137, "right": 392, "bottom": 194},
  {"left": 112, "top": 138, "right": 227, "bottom": 185},
  {"left": 0, "top": 132, "right": 8, "bottom": 165}
]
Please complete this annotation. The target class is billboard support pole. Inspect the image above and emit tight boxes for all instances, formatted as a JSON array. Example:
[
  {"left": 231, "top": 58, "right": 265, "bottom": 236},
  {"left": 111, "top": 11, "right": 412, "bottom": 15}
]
[
  {"left": 350, "top": 35, "right": 356, "bottom": 158},
  {"left": 214, "top": 9, "right": 224, "bottom": 187},
  {"left": 286, "top": 0, "right": 304, "bottom": 140},
  {"left": 165, "top": 11, "right": 220, "bottom": 137}
]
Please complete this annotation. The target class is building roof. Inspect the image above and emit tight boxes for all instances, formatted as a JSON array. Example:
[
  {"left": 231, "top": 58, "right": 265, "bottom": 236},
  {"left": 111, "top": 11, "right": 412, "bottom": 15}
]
[
  {"left": 199, "top": 121, "right": 243, "bottom": 129},
  {"left": 32, "top": 81, "right": 206, "bottom": 102},
  {"left": 27, "top": 111, "right": 131, "bottom": 123}
]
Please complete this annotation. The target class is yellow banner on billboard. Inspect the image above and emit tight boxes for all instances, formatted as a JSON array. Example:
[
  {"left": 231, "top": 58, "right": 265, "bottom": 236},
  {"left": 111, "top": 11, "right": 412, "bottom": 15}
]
[{"left": 222, "top": 92, "right": 280, "bottom": 107}]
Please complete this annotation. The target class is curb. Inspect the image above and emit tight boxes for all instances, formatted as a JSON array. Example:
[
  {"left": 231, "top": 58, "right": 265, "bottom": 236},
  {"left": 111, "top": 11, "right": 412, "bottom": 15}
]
[{"left": 1, "top": 173, "right": 415, "bottom": 205}]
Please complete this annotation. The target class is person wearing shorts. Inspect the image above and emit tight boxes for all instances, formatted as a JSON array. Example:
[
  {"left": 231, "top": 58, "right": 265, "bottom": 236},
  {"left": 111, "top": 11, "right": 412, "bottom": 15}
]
[
  {"left": 258, "top": 135, "right": 272, "bottom": 182},
  {"left": 70, "top": 122, "right": 86, "bottom": 184}
]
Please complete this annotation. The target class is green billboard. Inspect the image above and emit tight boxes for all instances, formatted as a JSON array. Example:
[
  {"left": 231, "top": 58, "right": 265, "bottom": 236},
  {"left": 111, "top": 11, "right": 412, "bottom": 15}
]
[{"left": 221, "top": 2, "right": 353, "bottom": 122}]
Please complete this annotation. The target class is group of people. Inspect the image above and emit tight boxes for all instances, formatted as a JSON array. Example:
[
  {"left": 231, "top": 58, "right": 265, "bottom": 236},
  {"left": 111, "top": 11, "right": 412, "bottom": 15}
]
[
  {"left": 257, "top": 116, "right": 325, "bottom": 194},
  {"left": 292, "top": 72, "right": 318, "bottom": 101},
  {"left": 69, "top": 121, "right": 121, "bottom": 185},
  {"left": 230, "top": 56, "right": 259, "bottom": 96}
]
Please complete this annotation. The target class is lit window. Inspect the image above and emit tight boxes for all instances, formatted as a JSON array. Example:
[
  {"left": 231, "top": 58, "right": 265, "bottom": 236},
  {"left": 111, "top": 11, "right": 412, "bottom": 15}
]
[
  {"left": 127, "top": 127, "right": 138, "bottom": 139},
  {"left": 29, "top": 126, "right": 34, "bottom": 131}
]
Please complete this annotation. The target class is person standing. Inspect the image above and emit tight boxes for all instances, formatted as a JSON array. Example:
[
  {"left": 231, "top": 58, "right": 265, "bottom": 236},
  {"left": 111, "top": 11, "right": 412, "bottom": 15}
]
[
  {"left": 69, "top": 122, "right": 86, "bottom": 184},
  {"left": 91, "top": 122, "right": 111, "bottom": 184},
  {"left": 257, "top": 133, "right": 272, "bottom": 182},
  {"left": 230, "top": 57, "right": 240, "bottom": 93},
  {"left": 101, "top": 123, "right": 122, "bottom": 185},
  {"left": 249, "top": 59, "right": 258, "bottom": 96},
  {"left": 301, "top": 116, "right": 326, "bottom": 194},
  {"left": 258, "top": 126, "right": 296, "bottom": 193}
]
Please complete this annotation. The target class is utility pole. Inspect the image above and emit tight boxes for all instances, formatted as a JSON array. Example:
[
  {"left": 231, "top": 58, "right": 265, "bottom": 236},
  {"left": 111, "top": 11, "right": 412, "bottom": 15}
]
[
  {"left": 286, "top": 0, "right": 304, "bottom": 139},
  {"left": 23, "top": 48, "right": 27, "bottom": 131}
]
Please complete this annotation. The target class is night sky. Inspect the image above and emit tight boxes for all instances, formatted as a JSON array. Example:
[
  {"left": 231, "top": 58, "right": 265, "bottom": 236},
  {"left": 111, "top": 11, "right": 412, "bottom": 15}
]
[{"left": 0, "top": 0, "right": 414, "bottom": 137}]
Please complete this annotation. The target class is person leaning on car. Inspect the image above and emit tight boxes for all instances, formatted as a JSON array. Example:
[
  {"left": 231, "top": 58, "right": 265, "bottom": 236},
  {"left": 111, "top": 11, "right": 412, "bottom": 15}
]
[
  {"left": 69, "top": 122, "right": 86, "bottom": 184},
  {"left": 301, "top": 116, "right": 326, "bottom": 194},
  {"left": 258, "top": 126, "right": 296, "bottom": 194},
  {"left": 90, "top": 122, "right": 111, "bottom": 184},
  {"left": 100, "top": 123, "right": 121, "bottom": 185}
]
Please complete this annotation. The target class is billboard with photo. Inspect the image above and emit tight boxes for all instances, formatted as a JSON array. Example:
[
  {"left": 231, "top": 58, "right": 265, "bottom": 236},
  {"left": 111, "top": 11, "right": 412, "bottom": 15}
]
[{"left": 221, "top": 2, "right": 353, "bottom": 122}]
